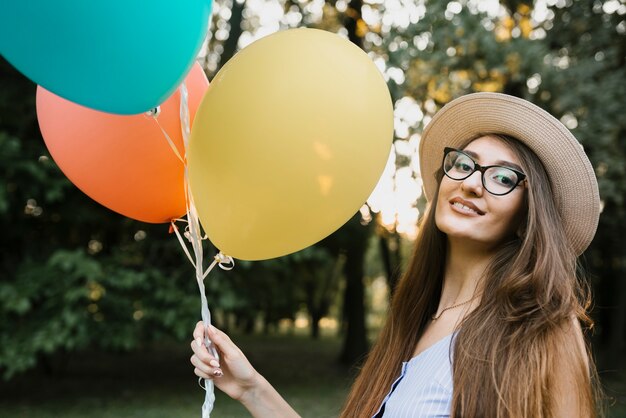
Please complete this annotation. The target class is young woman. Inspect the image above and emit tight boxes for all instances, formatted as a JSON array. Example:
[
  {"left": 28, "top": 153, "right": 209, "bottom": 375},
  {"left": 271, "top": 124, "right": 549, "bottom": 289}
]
[{"left": 190, "top": 92, "right": 602, "bottom": 417}]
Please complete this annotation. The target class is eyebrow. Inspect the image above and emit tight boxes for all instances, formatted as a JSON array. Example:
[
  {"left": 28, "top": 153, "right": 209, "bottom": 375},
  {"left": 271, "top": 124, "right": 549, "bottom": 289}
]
[{"left": 463, "top": 149, "right": 524, "bottom": 172}]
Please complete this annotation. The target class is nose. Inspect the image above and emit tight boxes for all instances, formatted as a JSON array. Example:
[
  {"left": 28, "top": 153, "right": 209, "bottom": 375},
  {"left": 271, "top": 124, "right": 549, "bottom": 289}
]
[{"left": 460, "top": 170, "right": 483, "bottom": 196}]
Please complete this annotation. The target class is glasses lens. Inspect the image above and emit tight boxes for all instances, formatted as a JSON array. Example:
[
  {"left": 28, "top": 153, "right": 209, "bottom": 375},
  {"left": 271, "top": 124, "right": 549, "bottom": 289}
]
[
  {"left": 444, "top": 150, "right": 475, "bottom": 180},
  {"left": 484, "top": 167, "right": 519, "bottom": 194}
]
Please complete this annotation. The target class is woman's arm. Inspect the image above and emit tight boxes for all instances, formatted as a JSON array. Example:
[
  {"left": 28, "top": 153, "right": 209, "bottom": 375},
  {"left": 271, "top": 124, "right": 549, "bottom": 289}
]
[{"left": 190, "top": 321, "right": 301, "bottom": 418}]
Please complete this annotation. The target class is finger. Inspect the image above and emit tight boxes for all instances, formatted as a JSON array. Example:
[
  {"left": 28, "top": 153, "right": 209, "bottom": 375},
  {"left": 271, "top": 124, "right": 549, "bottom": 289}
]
[
  {"left": 195, "top": 368, "right": 223, "bottom": 380},
  {"left": 190, "top": 339, "right": 220, "bottom": 367},
  {"left": 193, "top": 321, "right": 205, "bottom": 340},
  {"left": 191, "top": 354, "right": 212, "bottom": 375},
  {"left": 191, "top": 354, "right": 223, "bottom": 377}
]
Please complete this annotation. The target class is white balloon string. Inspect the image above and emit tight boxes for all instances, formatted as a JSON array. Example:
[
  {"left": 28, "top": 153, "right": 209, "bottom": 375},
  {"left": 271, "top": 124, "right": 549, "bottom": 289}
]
[
  {"left": 179, "top": 81, "right": 192, "bottom": 150},
  {"left": 178, "top": 80, "right": 214, "bottom": 418},
  {"left": 156, "top": 78, "right": 236, "bottom": 418},
  {"left": 179, "top": 79, "right": 237, "bottom": 418},
  {"left": 188, "top": 202, "right": 217, "bottom": 418}
]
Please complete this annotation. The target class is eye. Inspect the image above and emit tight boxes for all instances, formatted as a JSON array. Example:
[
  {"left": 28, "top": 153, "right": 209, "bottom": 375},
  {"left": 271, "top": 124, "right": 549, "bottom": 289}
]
[
  {"left": 489, "top": 168, "right": 517, "bottom": 186},
  {"left": 453, "top": 156, "right": 474, "bottom": 173}
]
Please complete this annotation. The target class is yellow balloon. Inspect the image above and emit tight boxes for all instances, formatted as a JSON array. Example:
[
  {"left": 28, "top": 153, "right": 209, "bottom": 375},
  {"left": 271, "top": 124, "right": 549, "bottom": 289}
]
[{"left": 188, "top": 28, "right": 393, "bottom": 260}]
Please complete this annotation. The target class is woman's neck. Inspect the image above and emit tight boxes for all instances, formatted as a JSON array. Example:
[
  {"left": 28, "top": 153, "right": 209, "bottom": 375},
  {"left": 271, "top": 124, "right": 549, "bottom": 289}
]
[{"left": 439, "top": 238, "right": 494, "bottom": 307}]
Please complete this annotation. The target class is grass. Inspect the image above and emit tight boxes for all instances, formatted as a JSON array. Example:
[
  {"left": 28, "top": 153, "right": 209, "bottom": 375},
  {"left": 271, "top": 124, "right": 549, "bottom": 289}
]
[
  {"left": 1, "top": 333, "right": 625, "bottom": 417},
  {"left": 0, "top": 333, "right": 352, "bottom": 418}
]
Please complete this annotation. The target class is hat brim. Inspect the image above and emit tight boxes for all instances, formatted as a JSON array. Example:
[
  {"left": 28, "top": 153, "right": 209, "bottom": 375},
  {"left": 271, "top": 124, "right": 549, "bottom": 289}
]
[{"left": 419, "top": 92, "right": 599, "bottom": 255}]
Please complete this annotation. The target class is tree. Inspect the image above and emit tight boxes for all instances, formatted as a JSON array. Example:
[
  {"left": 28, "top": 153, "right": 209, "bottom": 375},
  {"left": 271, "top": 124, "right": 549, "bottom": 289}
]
[
  {"left": 376, "top": 0, "right": 626, "bottom": 370},
  {"left": 320, "top": 213, "right": 374, "bottom": 365},
  {"left": 538, "top": 0, "right": 626, "bottom": 370}
]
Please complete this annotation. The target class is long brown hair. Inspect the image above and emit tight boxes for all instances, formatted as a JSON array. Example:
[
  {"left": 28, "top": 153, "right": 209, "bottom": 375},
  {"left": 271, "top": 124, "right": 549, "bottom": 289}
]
[{"left": 340, "top": 134, "right": 601, "bottom": 417}]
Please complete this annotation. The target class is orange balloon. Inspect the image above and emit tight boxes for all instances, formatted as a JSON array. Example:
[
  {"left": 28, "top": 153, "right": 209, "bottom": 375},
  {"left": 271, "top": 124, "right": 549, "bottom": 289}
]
[{"left": 36, "top": 63, "right": 208, "bottom": 223}]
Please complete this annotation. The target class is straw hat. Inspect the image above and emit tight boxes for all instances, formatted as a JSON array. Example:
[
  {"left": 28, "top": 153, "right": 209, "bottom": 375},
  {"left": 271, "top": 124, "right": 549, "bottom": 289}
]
[{"left": 419, "top": 92, "right": 600, "bottom": 255}]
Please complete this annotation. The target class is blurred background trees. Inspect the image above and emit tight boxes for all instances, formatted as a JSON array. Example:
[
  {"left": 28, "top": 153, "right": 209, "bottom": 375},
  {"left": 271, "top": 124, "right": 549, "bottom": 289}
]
[{"left": 1, "top": 0, "right": 624, "bottom": 390}]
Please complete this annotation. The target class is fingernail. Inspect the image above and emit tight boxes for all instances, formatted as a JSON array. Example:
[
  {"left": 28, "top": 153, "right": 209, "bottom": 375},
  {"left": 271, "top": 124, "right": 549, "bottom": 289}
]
[
  {"left": 213, "top": 369, "right": 223, "bottom": 377},
  {"left": 196, "top": 338, "right": 203, "bottom": 347},
  {"left": 209, "top": 360, "right": 220, "bottom": 368}
]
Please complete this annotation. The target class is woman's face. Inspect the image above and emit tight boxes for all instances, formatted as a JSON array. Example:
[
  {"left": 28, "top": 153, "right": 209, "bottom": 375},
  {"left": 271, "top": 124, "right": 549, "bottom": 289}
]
[{"left": 435, "top": 135, "right": 527, "bottom": 249}]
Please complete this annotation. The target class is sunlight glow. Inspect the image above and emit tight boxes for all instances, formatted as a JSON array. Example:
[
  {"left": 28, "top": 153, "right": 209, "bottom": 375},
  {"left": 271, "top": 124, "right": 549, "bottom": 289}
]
[
  {"left": 319, "top": 317, "right": 338, "bottom": 329},
  {"left": 367, "top": 141, "right": 422, "bottom": 239},
  {"left": 294, "top": 313, "right": 309, "bottom": 328},
  {"left": 468, "top": 0, "right": 505, "bottom": 18},
  {"left": 381, "top": 0, "right": 426, "bottom": 29}
]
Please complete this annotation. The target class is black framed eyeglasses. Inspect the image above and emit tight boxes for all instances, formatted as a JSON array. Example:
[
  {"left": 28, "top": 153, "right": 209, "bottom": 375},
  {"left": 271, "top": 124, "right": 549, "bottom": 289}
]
[{"left": 442, "top": 147, "right": 526, "bottom": 196}]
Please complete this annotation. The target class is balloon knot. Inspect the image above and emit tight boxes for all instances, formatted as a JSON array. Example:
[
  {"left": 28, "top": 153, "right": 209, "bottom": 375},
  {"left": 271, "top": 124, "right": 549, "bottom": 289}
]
[
  {"left": 146, "top": 106, "right": 161, "bottom": 118},
  {"left": 214, "top": 253, "right": 235, "bottom": 270}
]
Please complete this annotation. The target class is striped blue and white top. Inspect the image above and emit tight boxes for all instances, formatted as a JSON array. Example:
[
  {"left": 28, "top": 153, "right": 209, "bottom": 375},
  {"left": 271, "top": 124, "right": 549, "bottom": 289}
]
[{"left": 372, "top": 333, "right": 455, "bottom": 418}]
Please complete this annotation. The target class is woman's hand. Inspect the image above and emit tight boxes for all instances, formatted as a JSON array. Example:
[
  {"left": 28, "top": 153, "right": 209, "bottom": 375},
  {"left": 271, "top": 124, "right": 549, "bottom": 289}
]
[
  {"left": 190, "top": 322, "right": 301, "bottom": 417},
  {"left": 190, "top": 321, "right": 260, "bottom": 402}
]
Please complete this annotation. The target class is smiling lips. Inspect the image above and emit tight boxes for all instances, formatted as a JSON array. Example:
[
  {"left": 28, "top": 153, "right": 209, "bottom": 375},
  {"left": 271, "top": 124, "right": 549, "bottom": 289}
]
[{"left": 449, "top": 197, "right": 485, "bottom": 216}]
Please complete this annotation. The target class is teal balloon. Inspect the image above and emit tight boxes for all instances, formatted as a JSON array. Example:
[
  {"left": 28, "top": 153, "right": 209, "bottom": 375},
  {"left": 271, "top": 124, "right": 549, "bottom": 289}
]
[{"left": 0, "top": 1, "right": 212, "bottom": 115}]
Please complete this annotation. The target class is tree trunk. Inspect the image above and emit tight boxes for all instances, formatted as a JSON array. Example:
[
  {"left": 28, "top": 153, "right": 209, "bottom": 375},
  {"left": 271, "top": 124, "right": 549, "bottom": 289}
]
[
  {"left": 379, "top": 231, "right": 402, "bottom": 297},
  {"left": 339, "top": 215, "right": 371, "bottom": 365},
  {"left": 337, "top": 0, "right": 371, "bottom": 367},
  {"left": 344, "top": 0, "right": 364, "bottom": 49},
  {"left": 306, "top": 254, "right": 344, "bottom": 339},
  {"left": 339, "top": 239, "right": 369, "bottom": 365},
  {"left": 306, "top": 280, "right": 321, "bottom": 339},
  {"left": 216, "top": 0, "right": 245, "bottom": 70},
  {"left": 310, "top": 310, "right": 322, "bottom": 339}
]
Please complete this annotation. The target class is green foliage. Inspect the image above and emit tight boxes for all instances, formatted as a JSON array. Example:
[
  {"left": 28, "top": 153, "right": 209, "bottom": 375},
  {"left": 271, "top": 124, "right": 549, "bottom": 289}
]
[
  {"left": 0, "top": 250, "right": 95, "bottom": 378},
  {"left": 0, "top": 248, "right": 201, "bottom": 379},
  {"left": 539, "top": 2, "right": 626, "bottom": 215},
  {"left": 1, "top": 0, "right": 624, "bottom": 381}
]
